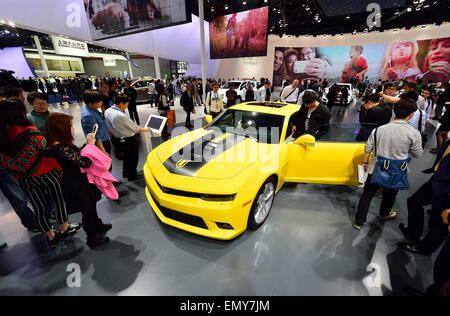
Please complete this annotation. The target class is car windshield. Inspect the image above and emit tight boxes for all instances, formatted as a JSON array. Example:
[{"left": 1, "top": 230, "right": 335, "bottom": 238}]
[
  {"left": 304, "top": 123, "right": 380, "bottom": 142},
  {"left": 221, "top": 82, "right": 242, "bottom": 89},
  {"left": 207, "top": 109, "right": 285, "bottom": 144}
]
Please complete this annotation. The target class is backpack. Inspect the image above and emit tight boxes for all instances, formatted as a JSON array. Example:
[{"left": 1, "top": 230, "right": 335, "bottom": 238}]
[{"left": 0, "top": 129, "right": 47, "bottom": 178}]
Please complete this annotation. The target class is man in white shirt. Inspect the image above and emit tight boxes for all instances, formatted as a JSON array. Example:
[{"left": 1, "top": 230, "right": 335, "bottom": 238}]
[
  {"left": 408, "top": 108, "right": 427, "bottom": 133},
  {"left": 105, "top": 94, "right": 150, "bottom": 181},
  {"left": 206, "top": 83, "right": 224, "bottom": 119},
  {"left": 280, "top": 79, "right": 302, "bottom": 103},
  {"left": 417, "top": 88, "right": 433, "bottom": 122},
  {"left": 256, "top": 81, "right": 271, "bottom": 102}
]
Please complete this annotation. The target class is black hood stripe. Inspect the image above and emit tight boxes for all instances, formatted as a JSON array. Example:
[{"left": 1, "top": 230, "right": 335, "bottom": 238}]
[{"left": 163, "top": 133, "right": 247, "bottom": 177}]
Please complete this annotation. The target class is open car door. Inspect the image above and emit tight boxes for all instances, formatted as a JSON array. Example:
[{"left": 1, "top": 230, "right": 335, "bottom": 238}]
[{"left": 285, "top": 123, "right": 369, "bottom": 185}]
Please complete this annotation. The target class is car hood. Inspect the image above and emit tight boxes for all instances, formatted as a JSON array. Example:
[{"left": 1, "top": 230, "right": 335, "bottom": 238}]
[{"left": 155, "top": 129, "right": 273, "bottom": 180}]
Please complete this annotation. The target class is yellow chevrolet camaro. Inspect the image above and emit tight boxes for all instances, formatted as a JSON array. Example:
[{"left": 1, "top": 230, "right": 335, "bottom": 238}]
[{"left": 144, "top": 102, "right": 366, "bottom": 240}]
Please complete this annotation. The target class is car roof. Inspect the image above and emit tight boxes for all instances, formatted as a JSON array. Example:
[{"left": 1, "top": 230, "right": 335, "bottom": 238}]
[{"left": 230, "top": 102, "right": 300, "bottom": 116}]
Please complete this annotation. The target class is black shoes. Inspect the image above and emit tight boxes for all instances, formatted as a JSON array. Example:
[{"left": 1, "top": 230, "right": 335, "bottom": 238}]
[
  {"left": 397, "top": 241, "right": 421, "bottom": 254},
  {"left": 403, "top": 284, "right": 426, "bottom": 296},
  {"left": 97, "top": 223, "right": 113, "bottom": 235},
  {"left": 398, "top": 223, "right": 417, "bottom": 244},
  {"left": 86, "top": 236, "right": 110, "bottom": 249},
  {"left": 47, "top": 232, "right": 61, "bottom": 249},
  {"left": 27, "top": 225, "right": 41, "bottom": 233},
  {"left": 60, "top": 223, "right": 83, "bottom": 241}
]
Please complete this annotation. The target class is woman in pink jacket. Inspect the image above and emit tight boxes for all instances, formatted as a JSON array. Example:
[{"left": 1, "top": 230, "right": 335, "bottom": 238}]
[{"left": 46, "top": 113, "right": 111, "bottom": 249}]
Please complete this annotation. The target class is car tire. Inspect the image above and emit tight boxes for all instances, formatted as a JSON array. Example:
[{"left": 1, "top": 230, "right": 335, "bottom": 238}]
[{"left": 247, "top": 177, "right": 277, "bottom": 230}]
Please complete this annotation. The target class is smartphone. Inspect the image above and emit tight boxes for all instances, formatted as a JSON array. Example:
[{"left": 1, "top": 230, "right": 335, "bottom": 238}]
[
  {"left": 92, "top": 123, "right": 99, "bottom": 135},
  {"left": 294, "top": 61, "right": 309, "bottom": 74}
]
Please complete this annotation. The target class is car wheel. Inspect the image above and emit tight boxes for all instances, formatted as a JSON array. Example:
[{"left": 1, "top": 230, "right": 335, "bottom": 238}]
[{"left": 248, "top": 178, "right": 276, "bottom": 230}]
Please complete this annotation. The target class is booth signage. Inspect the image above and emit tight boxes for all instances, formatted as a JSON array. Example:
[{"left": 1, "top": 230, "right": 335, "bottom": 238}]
[
  {"left": 51, "top": 35, "right": 89, "bottom": 57},
  {"left": 103, "top": 57, "right": 117, "bottom": 67}
]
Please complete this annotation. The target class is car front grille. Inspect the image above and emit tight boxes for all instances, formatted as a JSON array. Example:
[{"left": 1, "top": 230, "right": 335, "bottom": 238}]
[
  {"left": 151, "top": 191, "right": 208, "bottom": 230},
  {"left": 154, "top": 178, "right": 236, "bottom": 201}
]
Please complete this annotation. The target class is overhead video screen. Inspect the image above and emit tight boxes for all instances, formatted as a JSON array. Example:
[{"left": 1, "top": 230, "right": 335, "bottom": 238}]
[
  {"left": 272, "top": 37, "right": 450, "bottom": 86},
  {"left": 315, "top": 0, "right": 406, "bottom": 17},
  {"left": 84, "top": 0, "right": 191, "bottom": 40},
  {"left": 209, "top": 6, "right": 269, "bottom": 59}
]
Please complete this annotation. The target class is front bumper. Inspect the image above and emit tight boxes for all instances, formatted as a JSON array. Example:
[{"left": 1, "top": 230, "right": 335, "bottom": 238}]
[{"left": 144, "top": 163, "right": 251, "bottom": 240}]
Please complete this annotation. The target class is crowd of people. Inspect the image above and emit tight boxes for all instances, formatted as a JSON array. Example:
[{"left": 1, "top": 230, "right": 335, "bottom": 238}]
[{"left": 0, "top": 71, "right": 449, "bottom": 295}]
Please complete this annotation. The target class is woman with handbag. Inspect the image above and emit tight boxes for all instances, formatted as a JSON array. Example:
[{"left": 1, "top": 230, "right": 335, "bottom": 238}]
[
  {"left": 354, "top": 99, "right": 424, "bottom": 230},
  {"left": 156, "top": 83, "right": 170, "bottom": 136},
  {"left": 46, "top": 113, "right": 112, "bottom": 249},
  {"left": 181, "top": 84, "right": 195, "bottom": 128},
  {"left": 0, "top": 101, "right": 81, "bottom": 248}
]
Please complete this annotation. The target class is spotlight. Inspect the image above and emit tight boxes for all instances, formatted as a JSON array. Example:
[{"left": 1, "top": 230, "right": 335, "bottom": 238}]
[
  {"left": 243, "top": 1, "right": 246, "bottom": 5},
  {"left": 224, "top": 4, "right": 228, "bottom": 10}
]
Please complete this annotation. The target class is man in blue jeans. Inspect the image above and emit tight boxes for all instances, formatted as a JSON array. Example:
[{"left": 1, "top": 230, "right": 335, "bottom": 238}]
[{"left": 0, "top": 165, "right": 39, "bottom": 232}]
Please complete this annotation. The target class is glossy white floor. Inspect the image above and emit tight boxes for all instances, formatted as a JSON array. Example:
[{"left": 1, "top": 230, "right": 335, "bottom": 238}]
[{"left": 0, "top": 98, "right": 441, "bottom": 296}]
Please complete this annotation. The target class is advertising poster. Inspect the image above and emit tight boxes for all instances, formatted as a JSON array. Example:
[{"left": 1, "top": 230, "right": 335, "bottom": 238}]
[
  {"left": 209, "top": 6, "right": 269, "bottom": 59},
  {"left": 83, "top": 0, "right": 190, "bottom": 40},
  {"left": 273, "top": 37, "right": 450, "bottom": 86}
]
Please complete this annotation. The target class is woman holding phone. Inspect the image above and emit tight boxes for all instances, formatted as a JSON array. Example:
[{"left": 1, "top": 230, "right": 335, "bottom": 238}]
[{"left": 46, "top": 113, "right": 111, "bottom": 249}]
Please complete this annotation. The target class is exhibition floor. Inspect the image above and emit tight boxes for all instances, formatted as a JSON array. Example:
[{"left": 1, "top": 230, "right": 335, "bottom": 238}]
[{"left": 0, "top": 99, "right": 440, "bottom": 296}]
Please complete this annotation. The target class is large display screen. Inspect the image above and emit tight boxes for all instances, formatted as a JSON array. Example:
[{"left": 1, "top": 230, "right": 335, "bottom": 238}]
[
  {"left": 273, "top": 37, "right": 450, "bottom": 86},
  {"left": 315, "top": 0, "right": 405, "bottom": 17},
  {"left": 83, "top": 0, "right": 190, "bottom": 40},
  {"left": 209, "top": 6, "right": 269, "bottom": 59}
]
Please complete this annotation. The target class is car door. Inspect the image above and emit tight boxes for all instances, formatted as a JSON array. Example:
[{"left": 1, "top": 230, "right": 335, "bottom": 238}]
[{"left": 285, "top": 123, "right": 366, "bottom": 185}]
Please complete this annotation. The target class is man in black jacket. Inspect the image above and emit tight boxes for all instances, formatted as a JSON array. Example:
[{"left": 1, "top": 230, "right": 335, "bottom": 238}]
[
  {"left": 356, "top": 94, "right": 392, "bottom": 141},
  {"left": 398, "top": 139, "right": 450, "bottom": 255},
  {"left": 291, "top": 90, "right": 331, "bottom": 139}
]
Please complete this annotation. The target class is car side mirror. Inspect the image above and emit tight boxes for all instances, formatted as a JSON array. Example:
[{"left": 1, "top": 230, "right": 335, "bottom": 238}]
[
  {"left": 294, "top": 134, "right": 316, "bottom": 147},
  {"left": 205, "top": 115, "right": 213, "bottom": 124}
]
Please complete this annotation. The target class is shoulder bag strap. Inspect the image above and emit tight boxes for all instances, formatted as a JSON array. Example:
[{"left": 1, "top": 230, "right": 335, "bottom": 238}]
[
  {"left": 374, "top": 128, "right": 378, "bottom": 157},
  {"left": 418, "top": 110, "right": 423, "bottom": 132},
  {"left": 435, "top": 145, "right": 450, "bottom": 172}
]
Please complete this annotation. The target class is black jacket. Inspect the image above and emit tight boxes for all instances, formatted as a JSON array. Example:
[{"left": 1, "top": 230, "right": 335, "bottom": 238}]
[
  {"left": 292, "top": 103, "right": 331, "bottom": 139},
  {"left": 245, "top": 89, "right": 255, "bottom": 102},
  {"left": 180, "top": 91, "right": 194, "bottom": 112},
  {"left": 423, "top": 140, "right": 450, "bottom": 197}
]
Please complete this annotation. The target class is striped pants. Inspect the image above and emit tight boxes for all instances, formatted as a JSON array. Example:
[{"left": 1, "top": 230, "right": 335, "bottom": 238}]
[{"left": 19, "top": 171, "right": 68, "bottom": 232}]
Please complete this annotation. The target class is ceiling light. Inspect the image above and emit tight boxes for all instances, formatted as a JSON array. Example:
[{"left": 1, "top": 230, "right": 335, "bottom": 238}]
[
  {"left": 224, "top": 4, "right": 228, "bottom": 10},
  {"left": 243, "top": 1, "right": 247, "bottom": 5}
]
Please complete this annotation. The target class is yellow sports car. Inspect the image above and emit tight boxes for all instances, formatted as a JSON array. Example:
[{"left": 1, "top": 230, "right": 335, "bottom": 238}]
[{"left": 144, "top": 102, "right": 366, "bottom": 240}]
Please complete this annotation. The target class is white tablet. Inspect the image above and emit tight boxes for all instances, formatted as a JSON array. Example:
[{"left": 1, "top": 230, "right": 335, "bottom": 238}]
[{"left": 145, "top": 114, "right": 168, "bottom": 135}]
